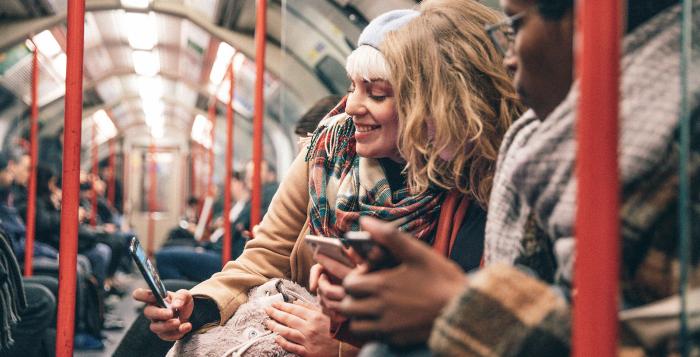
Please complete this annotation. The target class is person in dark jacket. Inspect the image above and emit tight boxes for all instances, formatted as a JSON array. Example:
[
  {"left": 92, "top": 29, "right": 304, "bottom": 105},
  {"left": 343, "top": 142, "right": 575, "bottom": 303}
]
[
  {"left": 155, "top": 162, "right": 278, "bottom": 282},
  {"left": 16, "top": 166, "right": 112, "bottom": 285}
]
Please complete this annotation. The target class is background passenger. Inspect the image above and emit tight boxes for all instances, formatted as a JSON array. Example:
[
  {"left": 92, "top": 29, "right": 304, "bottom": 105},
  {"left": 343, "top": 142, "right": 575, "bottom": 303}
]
[
  {"left": 294, "top": 94, "right": 345, "bottom": 138},
  {"left": 339, "top": 0, "right": 699, "bottom": 355}
]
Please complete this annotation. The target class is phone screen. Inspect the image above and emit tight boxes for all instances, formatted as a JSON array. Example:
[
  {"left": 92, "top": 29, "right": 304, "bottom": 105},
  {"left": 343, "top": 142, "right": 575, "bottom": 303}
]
[{"left": 129, "top": 237, "right": 169, "bottom": 308}]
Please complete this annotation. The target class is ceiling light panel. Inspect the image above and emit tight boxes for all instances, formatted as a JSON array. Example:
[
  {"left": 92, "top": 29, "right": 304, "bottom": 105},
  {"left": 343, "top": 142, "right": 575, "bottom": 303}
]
[
  {"left": 132, "top": 50, "right": 160, "bottom": 76},
  {"left": 209, "top": 42, "right": 235, "bottom": 84},
  {"left": 120, "top": 0, "right": 151, "bottom": 9},
  {"left": 123, "top": 12, "right": 158, "bottom": 50},
  {"left": 32, "top": 30, "right": 62, "bottom": 57},
  {"left": 92, "top": 109, "right": 118, "bottom": 144}
]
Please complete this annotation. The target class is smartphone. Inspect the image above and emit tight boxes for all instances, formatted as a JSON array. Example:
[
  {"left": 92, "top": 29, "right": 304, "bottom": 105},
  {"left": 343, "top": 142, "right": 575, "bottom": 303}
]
[
  {"left": 341, "top": 231, "right": 398, "bottom": 271},
  {"left": 304, "top": 234, "right": 354, "bottom": 267},
  {"left": 129, "top": 237, "right": 170, "bottom": 308}
]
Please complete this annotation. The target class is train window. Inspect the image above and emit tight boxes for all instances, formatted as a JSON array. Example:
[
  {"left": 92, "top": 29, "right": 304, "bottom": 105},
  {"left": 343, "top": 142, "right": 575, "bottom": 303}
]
[{"left": 314, "top": 55, "right": 350, "bottom": 95}]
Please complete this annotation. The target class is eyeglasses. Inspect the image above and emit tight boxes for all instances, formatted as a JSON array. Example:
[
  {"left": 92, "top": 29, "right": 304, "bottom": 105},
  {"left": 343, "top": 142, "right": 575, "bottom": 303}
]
[{"left": 485, "top": 11, "right": 527, "bottom": 56}]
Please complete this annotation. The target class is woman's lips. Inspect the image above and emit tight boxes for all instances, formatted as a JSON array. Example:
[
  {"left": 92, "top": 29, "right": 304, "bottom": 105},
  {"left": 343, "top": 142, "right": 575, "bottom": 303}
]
[{"left": 354, "top": 124, "right": 381, "bottom": 141}]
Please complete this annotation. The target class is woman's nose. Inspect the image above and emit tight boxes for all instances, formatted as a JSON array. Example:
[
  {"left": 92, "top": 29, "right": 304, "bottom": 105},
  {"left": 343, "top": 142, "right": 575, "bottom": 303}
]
[{"left": 344, "top": 92, "right": 367, "bottom": 117}]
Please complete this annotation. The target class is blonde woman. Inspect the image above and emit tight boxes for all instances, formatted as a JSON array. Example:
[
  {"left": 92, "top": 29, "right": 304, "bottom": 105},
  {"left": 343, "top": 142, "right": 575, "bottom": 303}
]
[
  {"left": 313, "top": 0, "right": 522, "bottom": 351},
  {"left": 134, "top": 6, "right": 517, "bottom": 356}
]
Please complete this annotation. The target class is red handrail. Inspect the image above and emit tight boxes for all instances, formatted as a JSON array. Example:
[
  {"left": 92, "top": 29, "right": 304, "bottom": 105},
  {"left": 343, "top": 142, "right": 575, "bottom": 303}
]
[
  {"left": 122, "top": 139, "right": 129, "bottom": 219},
  {"left": 23, "top": 47, "right": 39, "bottom": 277},
  {"left": 90, "top": 120, "right": 98, "bottom": 226},
  {"left": 222, "top": 61, "right": 235, "bottom": 266},
  {"left": 108, "top": 139, "right": 116, "bottom": 207},
  {"left": 573, "top": 0, "right": 621, "bottom": 356},
  {"left": 207, "top": 99, "right": 216, "bottom": 197},
  {"left": 250, "top": 0, "right": 267, "bottom": 230},
  {"left": 190, "top": 144, "right": 196, "bottom": 198},
  {"left": 56, "top": 0, "right": 85, "bottom": 355}
]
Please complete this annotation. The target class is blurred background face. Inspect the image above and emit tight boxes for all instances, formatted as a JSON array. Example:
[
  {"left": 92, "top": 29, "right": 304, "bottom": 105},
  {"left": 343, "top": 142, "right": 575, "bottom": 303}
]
[
  {"left": 345, "top": 77, "right": 401, "bottom": 162},
  {"left": 0, "top": 165, "right": 13, "bottom": 187},
  {"left": 230, "top": 177, "right": 248, "bottom": 202},
  {"left": 13, "top": 155, "right": 30, "bottom": 186},
  {"left": 501, "top": 0, "right": 574, "bottom": 119},
  {"left": 245, "top": 161, "right": 272, "bottom": 188}
]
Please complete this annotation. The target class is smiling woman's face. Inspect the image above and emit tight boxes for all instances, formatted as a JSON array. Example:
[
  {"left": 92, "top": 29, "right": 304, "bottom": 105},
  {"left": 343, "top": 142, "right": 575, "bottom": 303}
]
[{"left": 345, "top": 77, "right": 402, "bottom": 162}]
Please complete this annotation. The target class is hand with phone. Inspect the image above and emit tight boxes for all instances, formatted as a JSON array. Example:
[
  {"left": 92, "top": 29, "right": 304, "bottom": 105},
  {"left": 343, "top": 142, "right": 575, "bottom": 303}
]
[
  {"left": 304, "top": 235, "right": 358, "bottom": 328},
  {"left": 339, "top": 217, "right": 468, "bottom": 346},
  {"left": 132, "top": 288, "right": 195, "bottom": 341},
  {"left": 129, "top": 237, "right": 195, "bottom": 341}
]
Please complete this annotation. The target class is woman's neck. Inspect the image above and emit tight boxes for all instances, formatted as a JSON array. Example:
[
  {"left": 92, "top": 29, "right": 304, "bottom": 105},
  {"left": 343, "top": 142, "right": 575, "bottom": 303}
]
[{"left": 378, "top": 158, "right": 406, "bottom": 193}]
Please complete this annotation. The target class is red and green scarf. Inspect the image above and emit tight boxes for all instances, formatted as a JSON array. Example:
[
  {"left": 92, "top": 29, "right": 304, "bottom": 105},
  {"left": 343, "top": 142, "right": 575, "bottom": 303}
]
[{"left": 305, "top": 99, "right": 444, "bottom": 240}]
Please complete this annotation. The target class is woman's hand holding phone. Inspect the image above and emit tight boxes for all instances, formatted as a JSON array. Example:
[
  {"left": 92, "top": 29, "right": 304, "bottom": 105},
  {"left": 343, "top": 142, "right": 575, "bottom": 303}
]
[{"left": 132, "top": 288, "right": 195, "bottom": 341}]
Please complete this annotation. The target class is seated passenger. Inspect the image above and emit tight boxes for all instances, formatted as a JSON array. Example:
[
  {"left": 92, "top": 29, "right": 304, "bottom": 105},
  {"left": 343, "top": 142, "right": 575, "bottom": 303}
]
[
  {"left": 0, "top": 230, "right": 56, "bottom": 357},
  {"left": 155, "top": 171, "right": 250, "bottom": 283},
  {"left": 338, "top": 0, "right": 699, "bottom": 355},
  {"left": 294, "top": 95, "right": 345, "bottom": 138},
  {"left": 0, "top": 152, "right": 58, "bottom": 263},
  {"left": 16, "top": 165, "right": 112, "bottom": 286},
  {"left": 133, "top": 7, "right": 519, "bottom": 356}
]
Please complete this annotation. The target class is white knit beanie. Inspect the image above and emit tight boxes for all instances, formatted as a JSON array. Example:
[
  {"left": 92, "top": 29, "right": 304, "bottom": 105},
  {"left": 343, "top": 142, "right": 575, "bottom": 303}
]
[{"left": 357, "top": 9, "right": 420, "bottom": 49}]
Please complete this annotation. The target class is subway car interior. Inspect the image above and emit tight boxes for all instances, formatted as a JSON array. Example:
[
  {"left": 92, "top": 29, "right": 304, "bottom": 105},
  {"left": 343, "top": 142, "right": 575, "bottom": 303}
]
[{"left": 0, "top": 0, "right": 697, "bottom": 356}]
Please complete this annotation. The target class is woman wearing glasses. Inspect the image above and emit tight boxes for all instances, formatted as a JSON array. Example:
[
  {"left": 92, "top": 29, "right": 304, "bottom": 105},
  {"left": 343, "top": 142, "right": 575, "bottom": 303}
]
[{"left": 339, "top": 0, "right": 694, "bottom": 355}]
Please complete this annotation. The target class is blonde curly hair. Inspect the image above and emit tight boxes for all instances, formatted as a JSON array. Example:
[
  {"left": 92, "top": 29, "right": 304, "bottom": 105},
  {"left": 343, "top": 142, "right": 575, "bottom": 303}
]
[{"left": 381, "top": 0, "right": 524, "bottom": 207}]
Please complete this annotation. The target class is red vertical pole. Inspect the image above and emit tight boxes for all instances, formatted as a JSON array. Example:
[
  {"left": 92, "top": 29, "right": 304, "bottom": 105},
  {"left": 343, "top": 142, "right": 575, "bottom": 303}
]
[
  {"left": 147, "top": 143, "right": 157, "bottom": 256},
  {"left": 56, "top": 0, "right": 85, "bottom": 355},
  {"left": 122, "top": 143, "right": 129, "bottom": 217},
  {"left": 222, "top": 62, "right": 235, "bottom": 266},
  {"left": 90, "top": 122, "right": 98, "bottom": 226},
  {"left": 573, "top": 0, "right": 621, "bottom": 356},
  {"left": 207, "top": 100, "right": 216, "bottom": 197},
  {"left": 108, "top": 139, "right": 116, "bottom": 206},
  {"left": 190, "top": 143, "right": 196, "bottom": 198},
  {"left": 250, "top": 0, "right": 266, "bottom": 229},
  {"left": 23, "top": 47, "right": 39, "bottom": 277}
]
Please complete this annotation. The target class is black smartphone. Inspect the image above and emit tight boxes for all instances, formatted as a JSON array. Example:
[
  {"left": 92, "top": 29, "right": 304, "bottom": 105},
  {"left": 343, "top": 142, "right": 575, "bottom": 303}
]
[
  {"left": 129, "top": 237, "right": 170, "bottom": 308},
  {"left": 340, "top": 231, "right": 398, "bottom": 271}
]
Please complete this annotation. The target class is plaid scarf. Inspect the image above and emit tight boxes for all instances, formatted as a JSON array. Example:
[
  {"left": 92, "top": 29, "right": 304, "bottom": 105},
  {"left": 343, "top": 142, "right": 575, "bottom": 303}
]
[{"left": 305, "top": 100, "right": 444, "bottom": 240}]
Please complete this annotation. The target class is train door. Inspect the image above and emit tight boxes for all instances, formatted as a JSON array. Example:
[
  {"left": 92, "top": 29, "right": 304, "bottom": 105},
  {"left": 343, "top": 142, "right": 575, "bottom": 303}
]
[{"left": 125, "top": 145, "right": 185, "bottom": 253}]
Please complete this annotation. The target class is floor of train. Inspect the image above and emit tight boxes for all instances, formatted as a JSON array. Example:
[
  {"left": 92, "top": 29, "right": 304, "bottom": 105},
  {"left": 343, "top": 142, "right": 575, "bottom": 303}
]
[{"left": 75, "top": 272, "right": 145, "bottom": 357}]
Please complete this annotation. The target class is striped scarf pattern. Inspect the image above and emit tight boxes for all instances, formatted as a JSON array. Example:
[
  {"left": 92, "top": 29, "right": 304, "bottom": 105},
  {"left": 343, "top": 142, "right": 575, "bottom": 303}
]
[{"left": 305, "top": 105, "right": 443, "bottom": 240}]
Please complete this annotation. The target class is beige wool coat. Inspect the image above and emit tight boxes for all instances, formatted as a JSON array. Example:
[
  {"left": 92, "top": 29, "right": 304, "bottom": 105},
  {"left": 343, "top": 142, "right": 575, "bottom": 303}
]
[{"left": 190, "top": 150, "right": 316, "bottom": 325}]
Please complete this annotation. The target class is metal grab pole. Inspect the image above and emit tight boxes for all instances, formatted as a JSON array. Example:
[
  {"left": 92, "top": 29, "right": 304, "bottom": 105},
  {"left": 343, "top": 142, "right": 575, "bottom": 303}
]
[
  {"left": 108, "top": 139, "right": 116, "bottom": 206},
  {"left": 23, "top": 47, "right": 39, "bottom": 277},
  {"left": 573, "top": 0, "right": 621, "bottom": 356},
  {"left": 56, "top": 0, "right": 85, "bottom": 355},
  {"left": 90, "top": 122, "right": 98, "bottom": 226},
  {"left": 250, "top": 0, "right": 266, "bottom": 230},
  {"left": 222, "top": 62, "right": 235, "bottom": 266}
]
